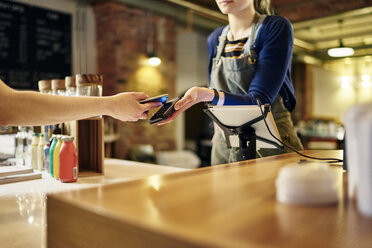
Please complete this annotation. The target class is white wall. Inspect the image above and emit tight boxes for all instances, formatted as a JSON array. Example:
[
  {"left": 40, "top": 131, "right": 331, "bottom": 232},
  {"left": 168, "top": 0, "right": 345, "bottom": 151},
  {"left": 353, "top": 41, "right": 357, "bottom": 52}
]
[
  {"left": 176, "top": 31, "right": 209, "bottom": 95},
  {"left": 175, "top": 30, "right": 209, "bottom": 150},
  {"left": 313, "top": 59, "right": 372, "bottom": 122},
  {"left": 17, "top": 0, "right": 96, "bottom": 74},
  {"left": 312, "top": 66, "right": 356, "bottom": 121}
]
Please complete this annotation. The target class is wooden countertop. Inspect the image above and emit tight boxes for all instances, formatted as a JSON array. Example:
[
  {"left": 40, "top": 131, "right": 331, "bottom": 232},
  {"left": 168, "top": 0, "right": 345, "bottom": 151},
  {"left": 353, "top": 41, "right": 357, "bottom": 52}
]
[
  {"left": 47, "top": 150, "right": 372, "bottom": 248},
  {"left": 0, "top": 159, "right": 186, "bottom": 248}
]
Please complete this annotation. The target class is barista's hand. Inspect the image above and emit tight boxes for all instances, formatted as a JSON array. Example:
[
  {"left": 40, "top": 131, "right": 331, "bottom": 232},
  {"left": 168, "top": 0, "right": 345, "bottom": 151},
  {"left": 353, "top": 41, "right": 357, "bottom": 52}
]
[
  {"left": 108, "top": 92, "right": 162, "bottom": 122},
  {"left": 157, "top": 87, "right": 214, "bottom": 125}
]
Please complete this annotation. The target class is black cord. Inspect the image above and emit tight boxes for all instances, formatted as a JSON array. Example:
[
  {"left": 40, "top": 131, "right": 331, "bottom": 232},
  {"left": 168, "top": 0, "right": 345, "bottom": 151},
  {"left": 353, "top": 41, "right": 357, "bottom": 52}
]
[{"left": 255, "top": 98, "right": 343, "bottom": 163}]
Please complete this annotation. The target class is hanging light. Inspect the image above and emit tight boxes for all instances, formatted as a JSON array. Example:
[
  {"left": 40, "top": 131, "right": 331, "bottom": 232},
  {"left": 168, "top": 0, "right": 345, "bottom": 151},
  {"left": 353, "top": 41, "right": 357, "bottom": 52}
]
[
  {"left": 328, "top": 19, "right": 354, "bottom": 58},
  {"left": 148, "top": 51, "right": 161, "bottom": 67},
  {"left": 328, "top": 40, "right": 354, "bottom": 57},
  {"left": 146, "top": 11, "right": 161, "bottom": 67}
]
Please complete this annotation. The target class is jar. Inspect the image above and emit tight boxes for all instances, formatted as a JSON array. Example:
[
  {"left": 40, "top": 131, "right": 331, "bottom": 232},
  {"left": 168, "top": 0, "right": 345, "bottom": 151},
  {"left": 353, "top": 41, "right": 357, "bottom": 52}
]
[
  {"left": 59, "top": 136, "right": 78, "bottom": 183},
  {"left": 76, "top": 74, "right": 103, "bottom": 97},
  {"left": 38, "top": 80, "right": 52, "bottom": 94},
  {"left": 51, "top": 79, "right": 66, "bottom": 96},
  {"left": 65, "top": 76, "right": 76, "bottom": 96}
]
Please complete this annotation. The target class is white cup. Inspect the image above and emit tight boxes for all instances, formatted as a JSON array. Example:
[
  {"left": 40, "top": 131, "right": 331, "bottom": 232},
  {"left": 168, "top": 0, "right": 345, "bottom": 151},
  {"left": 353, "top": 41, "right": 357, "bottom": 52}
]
[
  {"left": 344, "top": 103, "right": 372, "bottom": 218},
  {"left": 356, "top": 112, "right": 372, "bottom": 217}
]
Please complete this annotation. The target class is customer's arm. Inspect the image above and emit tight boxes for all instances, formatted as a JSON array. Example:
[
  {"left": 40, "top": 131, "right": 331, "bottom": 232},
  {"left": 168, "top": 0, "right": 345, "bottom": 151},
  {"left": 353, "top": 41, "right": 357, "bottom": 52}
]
[{"left": 0, "top": 80, "right": 161, "bottom": 126}]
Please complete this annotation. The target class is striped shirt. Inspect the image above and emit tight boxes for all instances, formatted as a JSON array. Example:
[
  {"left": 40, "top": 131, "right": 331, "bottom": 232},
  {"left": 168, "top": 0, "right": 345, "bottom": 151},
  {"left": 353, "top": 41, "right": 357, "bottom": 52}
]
[
  {"left": 218, "top": 35, "right": 248, "bottom": 59},
  {"left": 207, "top": 16, "right": 297, "bottom": 111}
]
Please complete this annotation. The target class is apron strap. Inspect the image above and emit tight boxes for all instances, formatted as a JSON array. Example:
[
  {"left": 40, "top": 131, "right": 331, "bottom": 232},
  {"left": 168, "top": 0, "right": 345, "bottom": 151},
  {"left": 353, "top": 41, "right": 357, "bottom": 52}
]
[
  {"left": 216, "top": 14, "right": 266, "bottom": 64},
  {"left": 243, "top": 14, "right": 267, "bottom": 59},
  {"left": 215, "top": 25, "right": 229, "bottom": 63}
]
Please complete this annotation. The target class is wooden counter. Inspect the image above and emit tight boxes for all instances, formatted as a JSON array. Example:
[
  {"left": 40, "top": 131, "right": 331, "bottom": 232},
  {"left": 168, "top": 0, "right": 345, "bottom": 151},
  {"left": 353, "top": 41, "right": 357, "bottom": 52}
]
[
  {"left": 0, "top": 159, "right": 186, "bottom": 248},
  {"left": 47, "top": 150, "right": 372, "bottom": 248}
]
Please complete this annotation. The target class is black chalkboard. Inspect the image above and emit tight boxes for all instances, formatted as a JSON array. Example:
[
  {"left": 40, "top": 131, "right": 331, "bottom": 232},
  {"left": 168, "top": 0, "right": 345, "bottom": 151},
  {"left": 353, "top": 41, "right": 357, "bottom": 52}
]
[{"left": 0, "top": 0, "right": 71, "bottom": 90}]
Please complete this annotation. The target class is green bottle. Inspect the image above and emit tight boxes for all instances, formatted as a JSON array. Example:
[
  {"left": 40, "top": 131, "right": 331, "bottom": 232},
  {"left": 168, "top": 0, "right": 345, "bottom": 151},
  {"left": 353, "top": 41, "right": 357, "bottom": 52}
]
[{"left": 49, "top": 135, "right": 58, "bottom": 177}]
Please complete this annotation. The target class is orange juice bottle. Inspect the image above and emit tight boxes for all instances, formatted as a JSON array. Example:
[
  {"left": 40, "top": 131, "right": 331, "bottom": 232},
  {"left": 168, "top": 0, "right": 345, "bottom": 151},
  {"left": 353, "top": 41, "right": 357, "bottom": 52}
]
[{"left": 59, "top": 136, "right": 78, "bottom": 183}]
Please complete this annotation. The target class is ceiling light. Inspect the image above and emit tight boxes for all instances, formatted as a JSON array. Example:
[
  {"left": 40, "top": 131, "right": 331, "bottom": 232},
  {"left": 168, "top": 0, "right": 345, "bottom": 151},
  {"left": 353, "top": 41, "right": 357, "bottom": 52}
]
[
  {"left": 148, "top": 55, "right": 161, "bottom": 67},
  {"left": 328, "top": 20, "right": 354, "bottom": 58},
  {"left": 147, "top": 51, "right": 161, "bottom": 67},
  {"left": 146, "top": 12, "right": 161, "bottom": 67},
  {"left": 328, "top": 40, "right": 354, "bottom": 57}
]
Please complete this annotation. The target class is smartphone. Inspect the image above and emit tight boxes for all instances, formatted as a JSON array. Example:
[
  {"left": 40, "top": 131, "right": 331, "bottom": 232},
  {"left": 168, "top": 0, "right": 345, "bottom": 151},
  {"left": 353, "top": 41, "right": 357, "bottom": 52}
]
[
  {"left": 139, "top": 94, "right": 168, "bottom": 104},
  {"left": 149, "top": 98, "right": 180, "bottom": 124}
]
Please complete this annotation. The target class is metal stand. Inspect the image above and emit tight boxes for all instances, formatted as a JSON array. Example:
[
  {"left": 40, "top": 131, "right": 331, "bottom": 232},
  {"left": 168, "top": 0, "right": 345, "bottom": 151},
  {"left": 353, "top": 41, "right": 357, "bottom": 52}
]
[{"left": 203, "top": 104, "right": 283, "bottom": 161}]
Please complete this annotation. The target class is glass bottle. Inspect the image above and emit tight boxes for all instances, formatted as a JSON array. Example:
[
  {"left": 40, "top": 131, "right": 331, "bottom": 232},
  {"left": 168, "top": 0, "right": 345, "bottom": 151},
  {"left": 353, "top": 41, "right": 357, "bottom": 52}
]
[
  {"left": 37, "top": 134, "right": 45, "bottom": 171},
  {"left": 59, "top": 136, "right": 78, "bottom": 183},
  {"left": 76, "top": 74, "right": 103, "bottom": 97},
  {"left": 15, "top": 126, "right": 26, "bottom": 166},
  {"left": 44, "top": 142, "right": 50, "bottom": 172},
  {"left": 51, "top": 79, "right": 66, "bottom": 134},
  {"left": 38, "top": 80, "right": 52, "bottom": 94},
  {"left": 53, "top": 136, "right": 64, "bottom": 180},
  {"left": 31, "top": 133, "right": 40, "bottom": 170},
  {"left": 49, "top": 135, "right": 58, "bottom": 177},
  {"left": 51, "top": 79, "right": 66, "bottom": 96},
  {"left": 24, "top": 127, "right": 33, "bottom": 167},
  {"left": 38, "top": 79, "right": 52, "bottom": 166}
]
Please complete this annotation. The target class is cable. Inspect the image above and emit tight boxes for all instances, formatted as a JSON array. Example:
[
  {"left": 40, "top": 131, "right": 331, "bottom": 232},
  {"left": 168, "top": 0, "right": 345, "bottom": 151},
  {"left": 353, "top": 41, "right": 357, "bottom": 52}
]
[{"left": 255, "top": 98, "right": 343, "bottom": 163}]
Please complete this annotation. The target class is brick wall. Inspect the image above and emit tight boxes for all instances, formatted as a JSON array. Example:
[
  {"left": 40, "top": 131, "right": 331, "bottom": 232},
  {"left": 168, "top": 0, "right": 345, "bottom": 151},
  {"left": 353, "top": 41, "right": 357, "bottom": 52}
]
[{"left": 93, "top": 1, "right": 177, "bottom": 159}]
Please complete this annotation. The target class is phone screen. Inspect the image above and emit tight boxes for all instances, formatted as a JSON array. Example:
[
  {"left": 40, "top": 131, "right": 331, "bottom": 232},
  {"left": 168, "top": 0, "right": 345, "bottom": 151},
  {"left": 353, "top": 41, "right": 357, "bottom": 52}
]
[{"left": 149, "top": 98, "right": 179, "bottom": 124}]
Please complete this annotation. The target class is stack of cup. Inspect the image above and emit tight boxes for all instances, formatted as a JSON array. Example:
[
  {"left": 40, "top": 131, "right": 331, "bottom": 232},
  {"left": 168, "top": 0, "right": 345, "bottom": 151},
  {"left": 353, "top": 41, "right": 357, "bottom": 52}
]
[
  {"left": 344, "top": 103, "right": 372, "bottom": 218},
  {"left": 276, "top": 163, "right": 339, "bottom": 205}
]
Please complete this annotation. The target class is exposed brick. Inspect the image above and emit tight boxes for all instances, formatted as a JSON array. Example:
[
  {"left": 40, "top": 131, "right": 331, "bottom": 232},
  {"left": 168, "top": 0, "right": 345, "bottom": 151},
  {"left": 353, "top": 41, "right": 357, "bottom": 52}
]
[{"left": 93, "top": 1, "right": 177, "bottom": 159}]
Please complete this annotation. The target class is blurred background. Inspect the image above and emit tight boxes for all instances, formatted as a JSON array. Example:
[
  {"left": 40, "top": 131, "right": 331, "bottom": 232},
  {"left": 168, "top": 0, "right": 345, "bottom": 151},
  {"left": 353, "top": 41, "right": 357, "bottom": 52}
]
[{"left": 1, "top": 0, "right": 372, "bottom": 167}]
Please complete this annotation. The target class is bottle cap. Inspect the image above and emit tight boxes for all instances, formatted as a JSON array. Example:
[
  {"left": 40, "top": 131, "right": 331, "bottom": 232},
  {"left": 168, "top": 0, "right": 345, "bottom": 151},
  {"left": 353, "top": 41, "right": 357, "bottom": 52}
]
[
  {"left": 38, "top": 80, "right": 52, "bottom": 92},
  {"left": 61, "top": 136, "right": 74, "bottom": 142},
  {"left": 51, "top": 79, "right": 66, "bottom": 90},
  {"left": 65, "top": 76, "right": 76, "bottom": 88}
]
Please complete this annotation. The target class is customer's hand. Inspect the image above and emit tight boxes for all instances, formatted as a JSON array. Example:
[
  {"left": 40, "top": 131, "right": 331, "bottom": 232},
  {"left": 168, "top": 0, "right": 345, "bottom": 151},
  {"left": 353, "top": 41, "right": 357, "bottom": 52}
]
[
  {"left": 157, "top": 87, "right": 214, "bottom": 125},
  {"left": 108, "top": 92, "right": 162, "bottom": 122}
]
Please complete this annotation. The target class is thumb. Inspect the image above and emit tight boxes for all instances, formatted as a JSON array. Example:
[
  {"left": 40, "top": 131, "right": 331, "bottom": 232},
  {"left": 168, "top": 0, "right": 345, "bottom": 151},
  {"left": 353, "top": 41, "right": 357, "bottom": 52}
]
[
  {"left": 142, "top": 102, "right": 162, "bottom": 111},
  {"left": 175, "top": 95, "right": 193, "bottom": 110},
  {"left": 132, "top": 92, "right": 149, "bottom": 100}
]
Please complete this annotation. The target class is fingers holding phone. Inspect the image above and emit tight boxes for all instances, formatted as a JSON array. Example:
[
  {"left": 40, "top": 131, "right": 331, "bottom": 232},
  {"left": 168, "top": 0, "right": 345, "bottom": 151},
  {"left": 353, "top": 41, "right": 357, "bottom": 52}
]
[
  {"left": 110, "top": 92, "right": 162, "bottom": 122},
  {"left": 156, "top": 91, "right": 201, "bottom": 125}
]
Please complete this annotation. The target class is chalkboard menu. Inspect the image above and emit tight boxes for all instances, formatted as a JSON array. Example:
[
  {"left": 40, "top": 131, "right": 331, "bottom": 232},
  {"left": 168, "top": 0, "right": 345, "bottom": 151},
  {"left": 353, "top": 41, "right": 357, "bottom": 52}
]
[{"left": 0, "top": 0, "right": 71, "bottom": 90}]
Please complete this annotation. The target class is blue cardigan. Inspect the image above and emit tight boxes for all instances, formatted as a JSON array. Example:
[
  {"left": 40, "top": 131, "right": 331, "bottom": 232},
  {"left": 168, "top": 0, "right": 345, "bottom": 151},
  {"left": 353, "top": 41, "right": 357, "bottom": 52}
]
[{"left": 207, "top": 15, "right": 297, "bottom": 112}]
